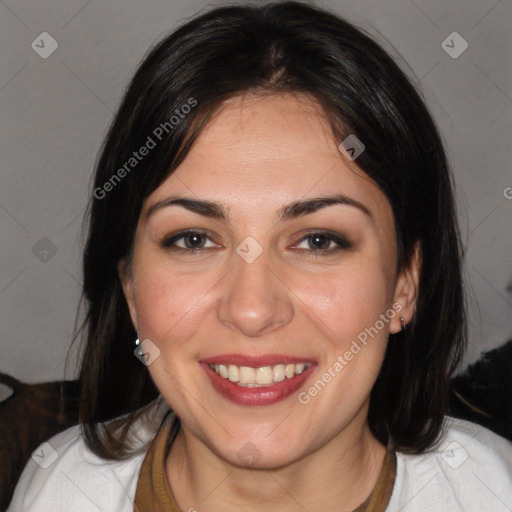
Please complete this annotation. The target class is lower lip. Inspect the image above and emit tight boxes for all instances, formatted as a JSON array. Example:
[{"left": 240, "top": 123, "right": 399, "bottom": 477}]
[{"left": 201, "top": 363, "right": 316, "bottom": 406}]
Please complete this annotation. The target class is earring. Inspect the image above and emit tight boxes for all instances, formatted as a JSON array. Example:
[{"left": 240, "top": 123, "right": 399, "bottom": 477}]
[
  {"left": 135, "top": 331, "right": 141, "bottom": 346},
  {"left": 400, "top": 317, "right": 407, "bottom": 332}
]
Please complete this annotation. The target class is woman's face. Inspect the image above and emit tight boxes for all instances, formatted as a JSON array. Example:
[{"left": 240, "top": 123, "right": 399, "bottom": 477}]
[{"left": 121, "top": 93, "right": 418, "bottom": 468}]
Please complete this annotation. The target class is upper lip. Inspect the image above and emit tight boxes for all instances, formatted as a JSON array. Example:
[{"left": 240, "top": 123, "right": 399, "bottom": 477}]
[{"left": 200, "top": 354, "right": 317, "bottom": 367}]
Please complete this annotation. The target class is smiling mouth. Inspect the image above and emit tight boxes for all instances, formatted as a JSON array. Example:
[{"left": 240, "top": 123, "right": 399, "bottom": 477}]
[{"left": 208, "top": 362, "right": 312, "bottom": 387}]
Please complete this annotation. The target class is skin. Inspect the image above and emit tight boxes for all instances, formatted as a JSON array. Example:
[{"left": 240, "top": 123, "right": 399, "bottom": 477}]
[{"left": 120, "top": 92, "right": 420, "bottom": 512}]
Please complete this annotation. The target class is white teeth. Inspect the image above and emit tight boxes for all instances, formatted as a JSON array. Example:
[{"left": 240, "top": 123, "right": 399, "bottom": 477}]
[
  {"left": 209, "top": 362, "right": 310, "bottom": 387},
  {"left": 256, "top": 366, "right": 273, "bottom": 385},
  {"left": 239, "top": 366, "right": 256, "bottom": 385},
  {"left": 273, "top": 364, "right": 286, "bottom": 382},
  {"left": 218, "top": 364, "right": 228, "bottom": 378},
  {"left": 295, "top": 363, "right": 306, "bottom": 374},
  {"left": 228, "top": 365, "right": 239, "bottom": 382}
]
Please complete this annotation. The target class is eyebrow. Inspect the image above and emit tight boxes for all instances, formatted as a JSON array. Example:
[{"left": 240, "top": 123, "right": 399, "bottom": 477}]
[{"left": 145, "top": 194, "right": 373, "bottom": 223}]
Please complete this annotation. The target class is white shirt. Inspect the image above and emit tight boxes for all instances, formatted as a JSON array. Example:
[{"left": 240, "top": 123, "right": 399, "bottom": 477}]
[{"left": 8, "top": 415, "right": 512, "bottom": 511}]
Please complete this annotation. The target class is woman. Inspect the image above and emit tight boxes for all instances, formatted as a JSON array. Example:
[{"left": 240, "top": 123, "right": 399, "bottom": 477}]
[{"left": 9, "top": 2, "right": 512, "bottom": 511}]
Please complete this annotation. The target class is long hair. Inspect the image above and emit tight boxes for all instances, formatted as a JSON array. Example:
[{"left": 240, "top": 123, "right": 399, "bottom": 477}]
[{"left": 77, "top": 1, "right": 466, "bottom": 459}]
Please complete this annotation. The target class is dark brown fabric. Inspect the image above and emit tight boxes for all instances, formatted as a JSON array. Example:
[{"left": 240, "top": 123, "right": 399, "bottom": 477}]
[
  {"left": 134, "top": 414, "right": 396, "bottom": 512},
  {"left": 134, "top": 411, "right": 181, "bottom": 511},
  {"left": 352, "top": 439, "right": 397, "bottom": 512}
]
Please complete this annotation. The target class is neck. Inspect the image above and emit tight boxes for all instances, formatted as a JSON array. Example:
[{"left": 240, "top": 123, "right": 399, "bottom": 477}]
[{"left": 165, "top": 412, "right": 387, "bottom": 512}]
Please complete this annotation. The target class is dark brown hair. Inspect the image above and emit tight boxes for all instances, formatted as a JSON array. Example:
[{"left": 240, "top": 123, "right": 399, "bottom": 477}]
[{"left": 76, "top": 1, "right": 466, "bottom": 459}]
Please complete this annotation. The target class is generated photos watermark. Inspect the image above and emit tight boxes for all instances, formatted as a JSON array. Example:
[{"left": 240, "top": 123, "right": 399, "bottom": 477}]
[
  {"left": 298, "top": 302, "right": 403, "bottom": 405},
  {"left": 237, "top": 442, "right": 263, "bottom": 465},
  {"left": 235, "top": 236, "right": 264, "bottom": 264},
  {"left": 134, "top": 338, "right": 161, "bottom": 366},
  {"left": 441, "top": 441, "right": 469, "bottom": 469},
  {"left": 441, "top": 32, "right": 468, "bottom": 59},
  {"left": 93, "top": 97, "right": 197, "bottom": 200},
  {"left": 338, "top": 134, "right": 365, "bottom": 161},
  {"left": 31, "top": 32, "right": 59, "bottom": 59},
  {"left": 31, "top": 441, "right": 58, "bottom": 469}
]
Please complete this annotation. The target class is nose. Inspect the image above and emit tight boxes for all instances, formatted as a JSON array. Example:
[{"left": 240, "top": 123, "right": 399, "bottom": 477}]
[{"left": 216, "top": 247, "right": 294, "bottom": 338}]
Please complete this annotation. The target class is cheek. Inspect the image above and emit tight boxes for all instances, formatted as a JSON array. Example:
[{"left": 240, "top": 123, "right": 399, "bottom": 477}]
[
  {"left": 133, "top": 261, "right": 218, "bottom": 344},
  {"left": 298, "top": 261, "right": 392, "bottom": 343},
  {"left": 295, "top": 266, "right": 392, "bottom": 418},
  {"left": 132, "top": 263, "right": 215, "bottom": 404}
]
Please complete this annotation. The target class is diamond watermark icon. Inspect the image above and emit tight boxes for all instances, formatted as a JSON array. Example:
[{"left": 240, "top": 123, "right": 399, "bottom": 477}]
[
  {"left": 338, "top": 134, "right": 365, "bottom": 161},
  {"left": 31, "top": 32, "right": 59, "bottom": 59},
  {"left": 32, "top": 237, "right": 58, "bottom": 262},
  {"left": 134, "top": 339, "right": 161, "bottom": 366},
  {"left": 441, "top": 32, "right": 468, "bottom": 59},
  {"left": 31, "top": 442, "right": 58, "bottom": 469},
  {"left": 441, "top": 441, "right": 469, "bottom": 469},
  {"left": 237, "top": 442, "right": 263, "bottom": 465},
  {"left": 236, "top": 236, "right": 263, "bottom": 263}
]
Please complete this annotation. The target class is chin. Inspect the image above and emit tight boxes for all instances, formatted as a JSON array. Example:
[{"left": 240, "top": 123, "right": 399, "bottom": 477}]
[{"left": 225, "top": 445, "right": 301, "bottom": 470}]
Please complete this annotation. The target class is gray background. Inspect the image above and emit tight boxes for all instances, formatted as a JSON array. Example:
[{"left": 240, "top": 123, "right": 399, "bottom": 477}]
[{"left": 1, "top": 0, "right": 511, "bottom": 383}]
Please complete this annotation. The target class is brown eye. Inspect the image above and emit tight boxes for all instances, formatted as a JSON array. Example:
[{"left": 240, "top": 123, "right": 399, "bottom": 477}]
[
  {"left": 160, "top": 230, "right": 218, "bottom": 252},
  {"left": 308, "top": 233, "right": 331, "bottom": 251},
  {"left": 294, "top": 231, "right": 352, "bottom": 254}
]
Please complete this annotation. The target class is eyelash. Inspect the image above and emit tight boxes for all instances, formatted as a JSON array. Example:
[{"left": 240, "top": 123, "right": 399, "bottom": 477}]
[{"left": 159, "top": 229, "right": 352, "bottom": 256}]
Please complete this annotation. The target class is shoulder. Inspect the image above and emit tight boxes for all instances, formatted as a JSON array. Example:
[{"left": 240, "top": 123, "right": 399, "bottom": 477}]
[
  {"left": 7, "top": 425, "right": 144, "bottom": 512},
  {"left": 8, "top": 399, "right": 171, "bottom": 512},
  {"left": 387, "top": 416, "right": 512, "bottom": 511}
]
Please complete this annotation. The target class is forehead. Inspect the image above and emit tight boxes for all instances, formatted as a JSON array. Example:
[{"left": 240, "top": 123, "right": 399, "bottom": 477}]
[{"left": 144, "top": 93, "right": 393, "bottom": 230}]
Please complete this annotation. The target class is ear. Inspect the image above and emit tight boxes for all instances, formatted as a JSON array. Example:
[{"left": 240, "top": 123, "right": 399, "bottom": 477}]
[
  {"left": 117, "top": 258, "right": 138, "bottom": 331},
  {"left": 389, "top": 242, "right": 421, "bottom": 334}
]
